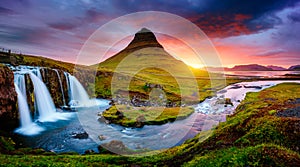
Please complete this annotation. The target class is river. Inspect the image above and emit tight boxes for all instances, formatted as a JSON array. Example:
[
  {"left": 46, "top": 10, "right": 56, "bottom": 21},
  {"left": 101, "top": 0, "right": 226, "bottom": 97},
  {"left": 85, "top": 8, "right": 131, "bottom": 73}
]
[{"left": 15, "top": 80, "right": 300, "bottom": 154}]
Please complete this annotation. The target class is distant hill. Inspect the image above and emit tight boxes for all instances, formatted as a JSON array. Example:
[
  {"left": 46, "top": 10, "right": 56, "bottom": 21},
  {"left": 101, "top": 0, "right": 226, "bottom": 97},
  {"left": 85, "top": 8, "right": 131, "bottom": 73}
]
[
  {"left": 228, "top": 64, "right": 273, "bottom": 71},
  {"left": 0, "top": 50, "right": 77, "bottom": 73},
  {"left": 266, "top": 65, "right": 287, "bottom": 71},
  {"left": 207, "top": 64, "right": 289, "bottom": 71},
  {"left": 288, "top": 65, "right": 300, "bottom": 71}
]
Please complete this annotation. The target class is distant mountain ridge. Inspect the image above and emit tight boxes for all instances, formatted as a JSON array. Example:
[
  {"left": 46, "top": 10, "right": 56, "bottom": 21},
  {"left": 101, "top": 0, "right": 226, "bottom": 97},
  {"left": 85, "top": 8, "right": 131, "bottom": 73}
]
[
  {"left": 207, "top": 64, "right": 300, "bottom": 71},
  {"left": 228, "top": 64, "right": 272, "bottom": 71},
  {"left": 288, "top": 65, "right": 300, "bottom": 71},
  {"left": 266, "top": 65, "right": 287, "bottom": 71}
]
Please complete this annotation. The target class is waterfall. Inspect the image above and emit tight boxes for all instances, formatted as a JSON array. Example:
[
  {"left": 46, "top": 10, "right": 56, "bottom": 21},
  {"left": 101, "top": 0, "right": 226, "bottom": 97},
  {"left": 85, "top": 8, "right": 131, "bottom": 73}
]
[
  {"left": 54, "top": 69, "right": 66, "bottom": 106},
  {"left": 15, "top": 84, "right": 32, "bottom": 128},
  {"left": 36, "top": 68, "right": 42, "bottom": 80},
  {"left": 64, "top": 72, "right": 71, "bottom": 102},
  {"left": 32, "top": 68, "right": 43, "bottom": 80},
  {"left": 14, "top": 83, "right": 44, "bottom": 136},
  {"left": 29, "top": 72, "right": 68, "bottom": 122},
  {"left": 10, "top": 66, "right": 89, "bottom": 135},
  {"left": 68, "top": 75, "right": 95, "bottom": 107},
  {"left": 14, "top": 74, "right": 26, "bottom": 97}
]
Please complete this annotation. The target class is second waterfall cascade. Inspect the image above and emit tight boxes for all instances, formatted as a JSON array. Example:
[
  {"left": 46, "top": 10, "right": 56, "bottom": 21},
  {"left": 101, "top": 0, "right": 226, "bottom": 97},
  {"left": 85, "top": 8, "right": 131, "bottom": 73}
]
[{"left": 10, "top": 65, "right": 96, "bottom": 136}]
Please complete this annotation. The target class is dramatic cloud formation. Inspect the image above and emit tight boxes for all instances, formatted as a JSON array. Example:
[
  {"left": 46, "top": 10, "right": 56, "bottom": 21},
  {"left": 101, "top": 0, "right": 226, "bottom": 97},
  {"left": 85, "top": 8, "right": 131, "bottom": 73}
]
[{"left": 0, "top": 0, "right": 299, "bottom": 67}]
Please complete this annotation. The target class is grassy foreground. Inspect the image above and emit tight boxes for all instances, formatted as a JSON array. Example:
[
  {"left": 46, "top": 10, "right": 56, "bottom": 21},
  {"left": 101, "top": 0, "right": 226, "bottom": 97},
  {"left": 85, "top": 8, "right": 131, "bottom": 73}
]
[
  {"left": 1, "top": 82, "right": 300, "bottom": 166},
  {"left": 101, "top": 105, "right": 194, "bottom": 127}
]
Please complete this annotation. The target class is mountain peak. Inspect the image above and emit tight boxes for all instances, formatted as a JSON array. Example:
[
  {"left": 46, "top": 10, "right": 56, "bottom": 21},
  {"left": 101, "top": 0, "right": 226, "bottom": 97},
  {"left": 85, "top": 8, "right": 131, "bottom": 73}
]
[
  {"left": 137, "top": 27, "right": 151, "bottom": 33},
  {"left": 126, "top": 28, "right": 163, "bottom": 50}
]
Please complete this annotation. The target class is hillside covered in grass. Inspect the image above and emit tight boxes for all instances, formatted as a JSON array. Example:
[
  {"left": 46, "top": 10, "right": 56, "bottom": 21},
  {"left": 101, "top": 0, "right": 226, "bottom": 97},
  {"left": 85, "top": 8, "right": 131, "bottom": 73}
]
[{"left": 1, "top": 82, "right": 299, "bottom": 166}]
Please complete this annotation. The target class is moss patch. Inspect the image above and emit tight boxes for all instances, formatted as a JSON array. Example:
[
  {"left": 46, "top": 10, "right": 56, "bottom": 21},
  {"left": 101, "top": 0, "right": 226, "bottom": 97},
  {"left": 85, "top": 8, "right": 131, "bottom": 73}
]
[{"left": 101, "top": 105, "right": 195, "bottom": 127}]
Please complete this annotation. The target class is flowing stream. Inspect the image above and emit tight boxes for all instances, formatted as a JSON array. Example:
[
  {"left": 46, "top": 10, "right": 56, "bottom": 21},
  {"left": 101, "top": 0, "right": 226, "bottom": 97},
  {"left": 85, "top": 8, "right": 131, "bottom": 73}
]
[{"left": 14, "top": 78, "right": 300, "bottom": 153}]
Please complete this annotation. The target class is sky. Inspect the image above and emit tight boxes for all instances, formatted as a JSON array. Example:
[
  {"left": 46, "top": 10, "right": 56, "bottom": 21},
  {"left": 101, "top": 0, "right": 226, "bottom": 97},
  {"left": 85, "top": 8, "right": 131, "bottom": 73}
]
[{"left": 0, "top": 0, "right": 299, "bottom": 68}]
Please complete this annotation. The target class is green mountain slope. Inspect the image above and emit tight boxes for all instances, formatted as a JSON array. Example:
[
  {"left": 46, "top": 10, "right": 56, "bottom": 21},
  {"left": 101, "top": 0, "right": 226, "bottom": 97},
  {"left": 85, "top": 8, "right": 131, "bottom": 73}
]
[
  {"left": 94, "top": 28, "right": 232, "bottom": 104},
  {"left": 97, "top": 28, "right": 205, "bottom": 77}
]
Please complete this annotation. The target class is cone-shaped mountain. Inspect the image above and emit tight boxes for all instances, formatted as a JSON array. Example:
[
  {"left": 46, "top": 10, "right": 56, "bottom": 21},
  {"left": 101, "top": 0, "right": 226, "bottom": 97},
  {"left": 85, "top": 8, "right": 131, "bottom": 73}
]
[
  {"left": 98, "top": 28, "right": 195, "bottom": 77},
  {"left": 126, "top": 28, "right": 163, "bottom": 50}
]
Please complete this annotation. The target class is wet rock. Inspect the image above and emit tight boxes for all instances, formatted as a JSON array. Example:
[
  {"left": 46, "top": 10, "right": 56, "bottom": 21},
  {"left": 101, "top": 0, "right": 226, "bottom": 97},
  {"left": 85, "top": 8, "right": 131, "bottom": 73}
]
[
  {"left": 40, "top": 68, "right": 65, "bottom": 107},
  {"left": 206, "top": 96, "right": 213, "bottom": 99},
  {"left": 276, "top": 106, "right": 300, "bottom": 118},
  {"left": 98, "top": 140, "right": 127, "bottom": 154},
  {"left": 84, "top": 149, "right": 95, "bottom": 154},
  {"left": 72, "top": 132, "right": 89, "bottom": 139},
  {"left": 24, "top": 73, "right": 35, "bottom": 116},
  {"left": 98, "top": 135, "right": 107, "bottom": 141},
  {"left": 116, "top": 110, "right": 124, "bottom": 119},
  {"left": 216, "top": 98, "right": 233, "bottom": 106},
  {"left": 135, "top": 115, "right": 146, "bottom": 128},
  {"left": 98, "top": 116, "right": 110, "bottom": 124},
  {"left": 0, "top": 65, "right": 18, "bottom": 130},
  {"left": 288, "top": 98, "right": 300, "bottom": 105},
  {"left": 229, "top": 85, "right": 242, "bottom": 89},
  {"left": 243, "top": 85, "right": 262, "bottom": 89},
  {"left": 109, "top": 100, "right": 114, "bottom": 105},
  {"left": 225, "top": 98, "right": 233, "bottom": 106}
]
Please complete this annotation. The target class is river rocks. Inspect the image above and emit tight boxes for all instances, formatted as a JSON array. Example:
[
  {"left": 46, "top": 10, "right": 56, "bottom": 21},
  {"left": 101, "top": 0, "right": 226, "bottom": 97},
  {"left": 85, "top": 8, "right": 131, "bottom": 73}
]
[
  {"left": 116, "top": 110, "right": 124, "bottom": 119},
  {"left": 84, "top": 149, "right": 95, "bottom": 154},
  {"left": 275, "top": 98, "right": 300, "bottom": 118},
  {"left": 135, "top": 115, "right": 146, "bottom": 128},
  {"left": 229, "top": 84, "right": 242, "bottom": 89},
  {"left": 72, "top": 132, "right": 89, "bottom": 139},
  {"left": 98, "top": 135, "right": 107, "bottom": 141},
  {"left": 0, "top": 65, "right": 18, "bottom": 129},
  {"left": 98, "top": 140, "right": 127, "bottom": 154},
  {"left": 112, "top": 88, "right": 180, "bottom": 107},
  {"left": 144, "top": 83, "right": 163, "bottom": 89},
  {"left": 215, "top": 98, "right": 233, "bottom": 106},
  {"left": 287, "top": 98, "right": 300, "bottom": 105},
  {"left": 243, "top": 85, "right": 262, "bottom": 89},
  {"left": 276, "top": 106, "right": 300, "bottom": 118},
  {"left": 98, "top": 116, "right": 110, "bottom": 124},
  {"left": 225, "top": 98, "right": 233, "bottom": 106}
]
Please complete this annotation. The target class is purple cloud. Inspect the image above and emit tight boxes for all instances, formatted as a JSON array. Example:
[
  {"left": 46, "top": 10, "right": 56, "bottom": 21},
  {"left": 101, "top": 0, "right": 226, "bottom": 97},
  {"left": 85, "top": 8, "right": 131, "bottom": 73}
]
[
  {"left": 252, "top": 49, "right": 286, "bottom": 57},
  {"left": 48, "top": 21, "right": 80, "bottom": 31},
  {"left": 0, "top": 6, "right": 15, "bottom": 15},
  {"left": 0, "top": 0, "right": 299, "bottom": 66}
]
